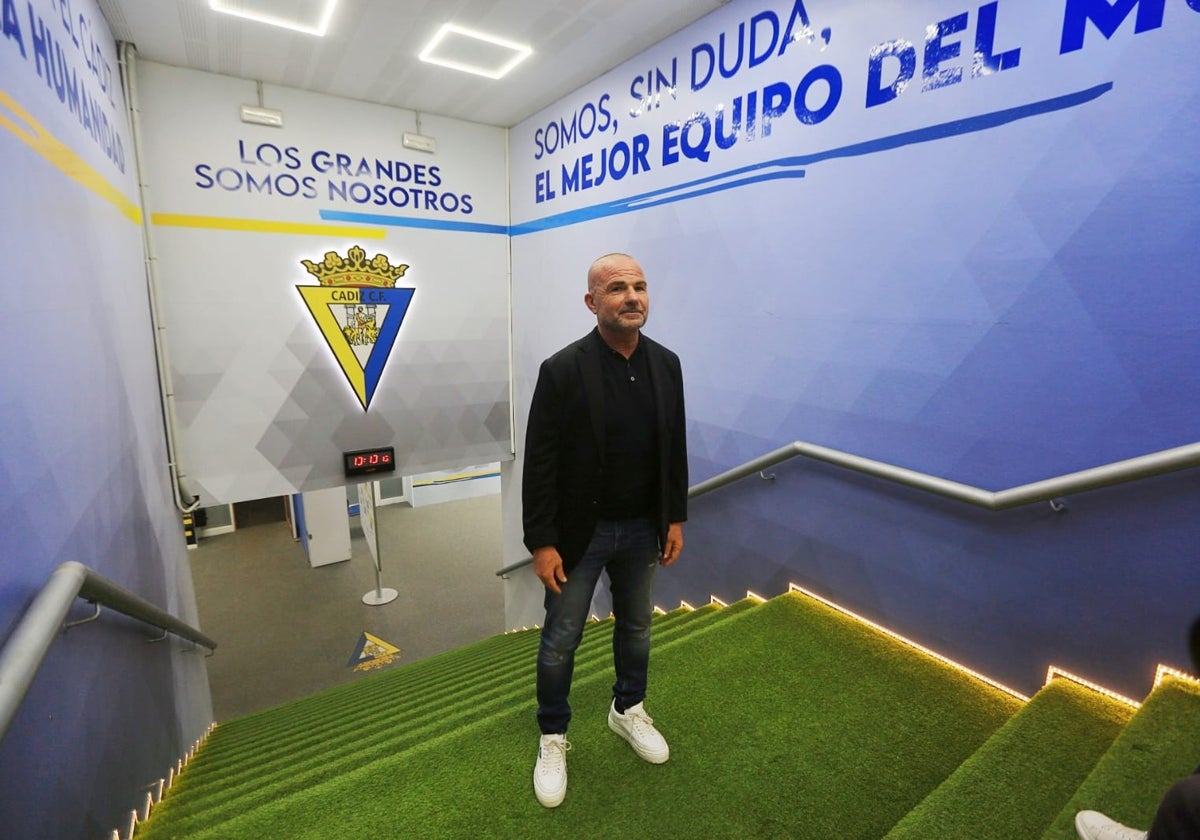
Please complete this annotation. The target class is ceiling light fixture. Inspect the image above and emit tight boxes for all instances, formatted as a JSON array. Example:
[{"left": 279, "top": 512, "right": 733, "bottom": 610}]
[
  {"left": 209, "top": 0, "right": 339, "bottom": 37},
  {"left": 418, "top": 23, "right": 532, "bottom": 79}
]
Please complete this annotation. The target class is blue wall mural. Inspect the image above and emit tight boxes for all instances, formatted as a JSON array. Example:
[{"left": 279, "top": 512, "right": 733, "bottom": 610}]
[
  {"left": 507, "top": 0, "right": 1200, "bottom": 700},
  {"left": 0, "top": 2, "right": 213, "bottom": 836},
  {"left": 2, "top": 2, "right": 1199, "bottom": 834}
]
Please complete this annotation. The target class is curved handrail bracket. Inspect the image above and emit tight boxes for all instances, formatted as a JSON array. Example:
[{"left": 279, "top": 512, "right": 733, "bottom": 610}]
[{"left": 64, "top": 600, "right": 102, "bottom": 629}]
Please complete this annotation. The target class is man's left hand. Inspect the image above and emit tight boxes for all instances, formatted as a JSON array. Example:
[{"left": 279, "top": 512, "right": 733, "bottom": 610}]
[{"left": 660, "top": 522, "right": 684, "bottom": 566}]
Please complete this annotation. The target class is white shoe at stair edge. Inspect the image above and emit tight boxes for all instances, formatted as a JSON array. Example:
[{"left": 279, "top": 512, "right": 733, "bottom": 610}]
[
  {"left": 608, "top": 700, "right": 669, "bottom": 764},
  {"left": 1074, "top": 810, "right": 1148, "bottom": 840},
  {"left": 533, "top": 734, "right": 570, "bottom": 808}
]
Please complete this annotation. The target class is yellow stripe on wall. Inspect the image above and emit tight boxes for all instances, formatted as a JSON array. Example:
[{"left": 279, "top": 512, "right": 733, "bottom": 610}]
[
  {"left": 0, "top": 88, "right": 142, "bottom": 224},
  {"left": 413, "top": 470, "right": 501, "bottom": 487},
  {"left": 152, "top": 213, "right": 386, "bottom": 239}
]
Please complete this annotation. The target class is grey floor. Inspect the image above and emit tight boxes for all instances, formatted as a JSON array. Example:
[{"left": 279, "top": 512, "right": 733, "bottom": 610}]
[{"left": 189, "top": 494, "right": 506, "bottom": 721}]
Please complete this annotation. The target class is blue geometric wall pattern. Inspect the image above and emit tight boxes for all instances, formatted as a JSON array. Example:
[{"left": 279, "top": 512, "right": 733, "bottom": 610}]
[
  {"left": 507, "top": 1, "right": 1200, "bottom": 700},
  {"left": 0, "top": 1, "right": 213, "bottom": 833}
]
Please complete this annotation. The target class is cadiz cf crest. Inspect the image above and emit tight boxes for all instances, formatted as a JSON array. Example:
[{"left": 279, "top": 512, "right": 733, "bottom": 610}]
[{"left": 298, "top": 246, "right": 414, "bottom": 410}]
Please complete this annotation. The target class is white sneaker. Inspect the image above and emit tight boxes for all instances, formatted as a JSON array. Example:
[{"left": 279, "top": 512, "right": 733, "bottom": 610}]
[
  {"left": 1074, "top": 810, "right": 1148, "bottom": 840},
  {"left": 533, "top": 734, "right": 570, "bottom": 808},
  {"left": 608, "top": 700, "right": 669, "bottom": 764}
]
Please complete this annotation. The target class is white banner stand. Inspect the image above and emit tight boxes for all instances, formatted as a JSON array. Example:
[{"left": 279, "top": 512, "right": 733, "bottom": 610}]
[{"left": 357, "top": 482, "right": 398, "bottom": 606}]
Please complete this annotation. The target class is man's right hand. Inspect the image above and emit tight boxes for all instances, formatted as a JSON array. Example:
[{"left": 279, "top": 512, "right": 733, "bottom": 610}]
[{"left": 533, "top": 546, "right": 568, "bottom": 594}]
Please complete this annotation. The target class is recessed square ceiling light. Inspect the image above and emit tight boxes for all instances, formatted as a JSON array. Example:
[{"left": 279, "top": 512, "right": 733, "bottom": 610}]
[
  {"left": 209, "top": 0, "right": 338, "bottom": 37},
  {"left": 418, "top": 23, "right": 532, "bottom": 80}
]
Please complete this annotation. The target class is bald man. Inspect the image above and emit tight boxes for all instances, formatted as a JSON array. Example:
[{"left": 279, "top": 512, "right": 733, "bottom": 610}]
[{"left": 522, "top": 253, "right": 688, "bottom": 808}]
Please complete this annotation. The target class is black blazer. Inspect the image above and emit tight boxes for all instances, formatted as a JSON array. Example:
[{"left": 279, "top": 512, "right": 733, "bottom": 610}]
[{"left": 522, "top": 328, "right": 688, "bottom": 572}]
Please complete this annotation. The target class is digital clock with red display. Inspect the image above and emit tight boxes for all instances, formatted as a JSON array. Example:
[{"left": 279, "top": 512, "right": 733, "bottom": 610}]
[{"left": 343, "top": 446, "right": 396, "bottom": 477}]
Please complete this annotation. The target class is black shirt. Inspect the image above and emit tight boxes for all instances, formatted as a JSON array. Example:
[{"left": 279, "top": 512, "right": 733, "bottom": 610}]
[{"left": 594, "top": 330, "right": 659, "bottom": 519}]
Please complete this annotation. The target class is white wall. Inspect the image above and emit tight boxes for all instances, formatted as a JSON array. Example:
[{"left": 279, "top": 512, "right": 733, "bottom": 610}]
[{"left": 135, "top": 62, "right": 514, "bottom": 505}]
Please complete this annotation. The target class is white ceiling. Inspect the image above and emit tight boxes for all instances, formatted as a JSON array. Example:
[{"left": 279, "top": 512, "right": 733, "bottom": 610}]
[{"left": 99, "top": 0, "right": 728, "bottom": 128}]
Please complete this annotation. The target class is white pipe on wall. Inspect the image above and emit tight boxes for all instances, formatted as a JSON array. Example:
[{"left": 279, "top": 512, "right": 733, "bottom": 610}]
[{"left": 118, "top": 42, "right": 200, "bottom": 515}]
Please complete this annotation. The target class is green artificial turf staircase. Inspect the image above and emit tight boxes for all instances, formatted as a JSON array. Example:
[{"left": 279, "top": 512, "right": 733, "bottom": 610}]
[
  {"left": 137, "top": 592, "right": 1200, "bottom": 839},
  {"left": 1039, "top": 675, "right": 1200, "bottom": 839}
]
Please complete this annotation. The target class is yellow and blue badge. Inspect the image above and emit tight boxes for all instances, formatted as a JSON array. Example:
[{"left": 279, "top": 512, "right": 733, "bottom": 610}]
[
  {"left": 298, "top": 245, "right": 414, "bottom": 410},
  {"left": 348, "top": 631, "right": 401, "bottom": 672}
]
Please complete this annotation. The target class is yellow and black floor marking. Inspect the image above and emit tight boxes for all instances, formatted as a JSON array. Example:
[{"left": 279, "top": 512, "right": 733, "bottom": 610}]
[{"left": 182, "top": 511, "right": 197, "bottom": 549}]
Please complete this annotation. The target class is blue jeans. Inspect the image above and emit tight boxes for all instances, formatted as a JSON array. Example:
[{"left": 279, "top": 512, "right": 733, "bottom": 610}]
[{"left": 536, "top": 518, "right": 659, "bottom": 734}]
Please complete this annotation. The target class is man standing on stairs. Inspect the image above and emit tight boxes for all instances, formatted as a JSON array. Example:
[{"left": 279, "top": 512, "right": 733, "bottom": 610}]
[{"left": 522, "top": 252, "right": 688, "bottom": 809}]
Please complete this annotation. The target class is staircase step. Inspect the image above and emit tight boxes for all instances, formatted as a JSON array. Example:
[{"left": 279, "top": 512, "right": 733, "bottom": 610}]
[
  {"left": 883, "top": 677, "right": 1133, "bottom": 839},
  {"left": 1039, "top": 675, "right": 1200, "bottom": 839},
  {"left": 141, "top": 599, "right": 756, "bottom": 837},
  {"left": 208, "top": 605, "right": 700, "bottom": 750},
  {"left": 183, "top": 605, "right": 717, "bottom": 785},
  {"left": 141, "top": 592, "right": 1015, "bottom": 840},
  {"left": 206, "top": 625, "right": 541, "bottom": 745}
]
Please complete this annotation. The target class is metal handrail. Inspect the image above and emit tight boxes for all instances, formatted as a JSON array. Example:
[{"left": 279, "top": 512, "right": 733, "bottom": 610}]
[
  {"left": 496, "top": 556, "right": 535, "bottom": 578},
  {"left": 496, "top": 440, "right": 1200, "bottom": 577},
  {"left": 688, "top": 440, "right": 1200, "bottom": 508},
  {"left": 0, "top": 561, "right": 216, "bottom": 742}
]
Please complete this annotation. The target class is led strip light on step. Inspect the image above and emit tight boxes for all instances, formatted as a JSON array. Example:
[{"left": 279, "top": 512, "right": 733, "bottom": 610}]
[
  {"left": 506, "top": 584, "right": 1178, "bottom": 707},
  {"left": 1044, "top": 666, "right": 1141, "bottom": 709},
  {"left": 1154, "top": 663, "right": 1200, "bottom": 689},
  {"left": 786, "top": 582, "right": 1031, "bottom": 702},
  {"left": 108, "top": 722, "right": 218, "bottom": 840}
]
